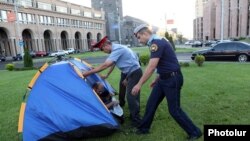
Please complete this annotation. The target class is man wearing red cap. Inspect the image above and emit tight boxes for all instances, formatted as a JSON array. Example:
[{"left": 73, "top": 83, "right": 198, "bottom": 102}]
[{"left": 82, "top": 36, "right": 142, "bottom": 127}]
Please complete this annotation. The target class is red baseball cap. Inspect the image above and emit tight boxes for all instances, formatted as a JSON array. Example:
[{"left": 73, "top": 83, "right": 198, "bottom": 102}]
[{"left": 92, "top": 36, "right": 108, "bottom": 49}]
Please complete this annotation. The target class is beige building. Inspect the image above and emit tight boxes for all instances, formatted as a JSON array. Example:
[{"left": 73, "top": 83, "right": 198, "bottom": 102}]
[
  {"left": 0, "top": 0, "right": 105, "bottom": 57},
  {"left": 193, "top": 0, "right": 204, "bottom": 41},
  {"left": 203, "top": 0, "right": 250, "bottom": 41}
]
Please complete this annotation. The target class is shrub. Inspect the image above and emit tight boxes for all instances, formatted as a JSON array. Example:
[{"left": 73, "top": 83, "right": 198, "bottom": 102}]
[
  {"left": 239, "top": 37, "right": 246, "bottom": 40},
  {"left": 195, "top": 55, "right": 205, "bottom": 67},
  {"left": 24, "top": 48, "right": 33, "bottom": 68},
  {"left": 179, "top": 62, "right": 190, "bottom": 67},
  {"left": 139, "top": 54, "right": 150, "bottom": 66},
  {"left": 5, "top": 63, "right": 14, "bottom": 71}
]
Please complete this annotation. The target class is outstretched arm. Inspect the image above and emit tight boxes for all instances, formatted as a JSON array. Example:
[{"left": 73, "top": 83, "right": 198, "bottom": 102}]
[
  {"left": 82, "top": 60, "right": 114, "bottom": 77},
  {"left": 103, "top": 64, "right": 115, "bottom": 79}
]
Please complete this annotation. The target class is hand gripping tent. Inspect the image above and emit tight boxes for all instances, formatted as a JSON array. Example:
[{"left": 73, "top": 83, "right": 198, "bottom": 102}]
[{"left": 18, "top": 58, "right": 119, "bottom": 141}]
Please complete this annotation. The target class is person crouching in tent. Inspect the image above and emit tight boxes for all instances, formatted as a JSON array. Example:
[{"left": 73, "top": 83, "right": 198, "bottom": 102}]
[{"left": 93, "top": 82, "right": 124, "bottom": 124}]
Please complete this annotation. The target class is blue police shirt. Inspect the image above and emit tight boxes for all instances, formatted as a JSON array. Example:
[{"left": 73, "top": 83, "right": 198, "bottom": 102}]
[
  {"left": 147, "top": 34, "right": 180, "bottom": 74},
  {"left": 106, "top": 44, "right": 140, "bottom": 74}
]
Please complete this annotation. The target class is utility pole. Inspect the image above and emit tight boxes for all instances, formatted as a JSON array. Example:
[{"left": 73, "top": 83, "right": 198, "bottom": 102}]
[
  {"left": 118, "top": 15, "right": 121, "bottom": 44},
  {"left": 220, "top": 0, "right": 224, "bottom": 42},
  {"left": 14, "top": 0, "right": 24, "bottom": 55}
]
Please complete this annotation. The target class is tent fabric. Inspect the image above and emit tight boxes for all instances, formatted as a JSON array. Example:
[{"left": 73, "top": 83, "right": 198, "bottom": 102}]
[
  {"left": 21, "top": 60, "right": 119, "bottom": 141},
  {"left": 70, "top": 59, "right": 116, "bottom": 95}
]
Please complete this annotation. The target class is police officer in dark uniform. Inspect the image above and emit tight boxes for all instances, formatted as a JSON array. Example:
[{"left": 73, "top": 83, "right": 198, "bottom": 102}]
[{"left": 131, "top": 24, "right": 202, "bottom": 140}]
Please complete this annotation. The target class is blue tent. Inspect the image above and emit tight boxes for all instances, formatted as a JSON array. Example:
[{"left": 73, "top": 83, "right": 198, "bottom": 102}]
[{"left": 18, "top": 58, "right": 119, "bottom": 141}]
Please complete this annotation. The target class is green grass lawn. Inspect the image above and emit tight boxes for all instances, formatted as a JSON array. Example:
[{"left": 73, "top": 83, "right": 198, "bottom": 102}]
[{"left": 1, "top": 62, "right": 250, "bottom": 141}]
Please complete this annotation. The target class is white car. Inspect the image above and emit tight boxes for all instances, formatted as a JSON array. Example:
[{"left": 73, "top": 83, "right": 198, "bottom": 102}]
[
  {"left": 63, "top": 50, "right": 69, "bottom": 55},
  {"left": 67, "top": 48, "right": 75, "bottom": 54},
  {"left": 49, "top": 50, "right": 66, "bottom": 57}
]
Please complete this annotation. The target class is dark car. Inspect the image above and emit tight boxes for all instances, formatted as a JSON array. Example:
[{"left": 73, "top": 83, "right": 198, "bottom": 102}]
[
  {"left": 13, "top": 54, "right": 23, "bottom": 61},
  {"left": 0, "top": 55, "right": 6, "bottom": 61},
  {"left": 191, "top": 41, "right": 250, "bottom": 62}
]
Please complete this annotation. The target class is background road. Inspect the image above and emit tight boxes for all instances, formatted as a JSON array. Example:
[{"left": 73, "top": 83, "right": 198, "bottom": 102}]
[{"left": 0, "top": 53, "right": 192, "bottom": 70}]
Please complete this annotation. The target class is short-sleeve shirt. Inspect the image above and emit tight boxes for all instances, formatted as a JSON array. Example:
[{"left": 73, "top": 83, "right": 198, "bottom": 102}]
[
  {"left": 106, "top": 44, "right": 140, "bottom": 74},
  {"left": 147, "top": 35, "right": 180, "bottom": 74}
]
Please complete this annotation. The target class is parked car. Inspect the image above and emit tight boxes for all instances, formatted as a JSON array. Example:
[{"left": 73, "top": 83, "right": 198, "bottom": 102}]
[
  {"left": 184, "top": 41, "right": 193, "bottom": 46},
  {"left": 191, "top": 41, "right": 250, "bottom": 62},
  {"left": 29, "top": 51, "right": 36, "bottom": 58},
  {"left": 204, "top": 40, "right": 217, "bottom": 47},
  {"left": 66, "top": 48, "right": 75, "bottom": 54},
  {"left": 13, "top": 54, "right": 23, "bottom": 61},
  {"left": 36, "top": 51, "right": 47, "bottom": 57},
  {"left": 191, "top": 41, "right": 202, "bottom": 47},
  {"left": 49, "top": 50, "right": 66, "bottom": 57},
  {"left": 0, "top": 55, "right": 6, "bottom": 61},
  {"left": 63, "top": 50, "right": 69, "bottom": 55}
]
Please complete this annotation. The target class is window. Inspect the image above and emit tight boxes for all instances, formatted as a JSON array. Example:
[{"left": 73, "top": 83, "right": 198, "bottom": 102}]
[
  {"left": 94, "top": 13, "right": 101, "bottom": 18},
  {"left": 44, "top": 16, "right": 47, "bottom": 24},
  {"left": 19, "top": 0, "right": 32, "bottom": 7},
  {"left": 71, "top": 9, "right": 80, "bottom": 16},
  {"left": 37, "top": 2, "right": 52, "bottom": 11},
  {"left": 0, "top": 10, "right": 7, "bottom": 22},
  {"left": 40, "top": 15, "right": 44, "bottom": 24},
  {"left": 27, "top": 14, "right": 32, "bottom": 22},
  {"left": 84, "top": 11, "right": 92, "bottom": 17},
  {"left": 56, "top": 6, "right": 67, "bottom": 13},
  {"left": 224, "top": 43, "right": 236, "bottom": 50},
  {"left": 237, "top": 43, "right": 250, "bottom": 50},
  {"left": 213, "top": 44, "right": 226, "bottom": 51},
  {"left": 18, "top": 13, "right": 22, "bottom": 21},
  {"left": 57, "top": 18, "right": 61, "bottom": 26},
  {"left": 47, "top": 17, "right": 51, "bottom": 24}
]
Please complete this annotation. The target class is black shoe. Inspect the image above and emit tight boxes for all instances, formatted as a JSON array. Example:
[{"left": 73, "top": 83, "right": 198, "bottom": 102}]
[
  {"left": 187, "top": 133, "right": 202, "bottom": 141},
  {"left": 135, "top": 129, "right": 149, "bottom": 135}
]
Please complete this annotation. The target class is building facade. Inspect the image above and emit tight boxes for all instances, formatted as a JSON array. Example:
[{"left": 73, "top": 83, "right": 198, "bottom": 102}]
[
  {"left": 193, "top": 0, "right": 204, "bottom": 41},
  {"left": 121, "top": 16, "right": 148, "bottom": 46},
  {"left": 203, "top": 0, "right": 250, "bottom": 41},
  {"left": 91, "top": 0, "right": 123, "bottom": 43},
  {"left": 0, "top": 0, "right": 105, "bottom": 57}
]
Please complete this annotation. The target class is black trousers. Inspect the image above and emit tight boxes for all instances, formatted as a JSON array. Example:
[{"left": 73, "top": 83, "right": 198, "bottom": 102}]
[
  {"left": 126, "top": 68, "right": 142, "bottom": 125},
  {"left": 119, "top": 72, "right": 127, "bottom": 107}
]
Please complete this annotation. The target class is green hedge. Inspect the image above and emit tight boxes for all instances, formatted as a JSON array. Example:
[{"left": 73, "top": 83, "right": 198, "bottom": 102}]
[
  {"left": 139, "top": 54, "right": 150, "bottom": 66},
  {"left": 195, "top": 55, "right": 205, "bottom": 67},
  {"left": 5, "top": 64, "right": 15, "bottom": 71}
]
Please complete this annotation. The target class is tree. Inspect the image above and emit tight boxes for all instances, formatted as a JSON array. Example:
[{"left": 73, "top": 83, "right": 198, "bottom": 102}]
[
  {"left": 165, "top": 31, "right": 176, "bottom": 51},
  {"left": 177, "top": 34, "right": 183, "bottom": 44},
  {"left": 24, "top": 48, "right": 33, "bottom": 68}
]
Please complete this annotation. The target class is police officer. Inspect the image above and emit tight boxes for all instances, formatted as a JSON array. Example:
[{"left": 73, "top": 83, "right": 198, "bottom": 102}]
[
  {"left": 82, "top": 36, "right": 142, "bottom": 127},
  {"left": 131, "top": 24, "right": 202, "bottom": 140}
]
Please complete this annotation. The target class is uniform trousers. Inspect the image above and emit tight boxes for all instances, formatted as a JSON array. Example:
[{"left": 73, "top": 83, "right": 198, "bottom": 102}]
[{"left": 138, "top": 71, "right": 201, "bottom": 137}]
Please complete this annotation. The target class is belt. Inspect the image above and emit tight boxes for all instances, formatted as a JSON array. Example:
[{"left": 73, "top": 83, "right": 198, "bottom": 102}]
[
  {"left": 127, "top": 68, "right": 141, "bottom": 78},
  {"left": 159, "top": 71, "right": 179, "bottom": 80}
]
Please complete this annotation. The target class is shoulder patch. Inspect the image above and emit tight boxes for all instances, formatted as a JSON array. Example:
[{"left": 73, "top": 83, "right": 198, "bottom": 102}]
[{"left": 150, "top": 44, "right": 158, "bottom": 52}]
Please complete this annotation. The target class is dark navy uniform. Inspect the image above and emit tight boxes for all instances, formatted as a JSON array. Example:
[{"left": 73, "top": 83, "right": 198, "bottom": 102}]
[{"left": 137, "top": 35, "right": 202, "bottom": 138}]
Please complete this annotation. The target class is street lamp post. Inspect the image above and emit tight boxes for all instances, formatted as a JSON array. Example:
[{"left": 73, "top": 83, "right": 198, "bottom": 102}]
[
  {"left": 220, "top": 0, "right": 224, "bottom": 41},
  {"left": 14, "top": 0, "right": 24, "bottom": 55},
  {"left": 118, "top": 15, "right": 121, "bottom": 44}
]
